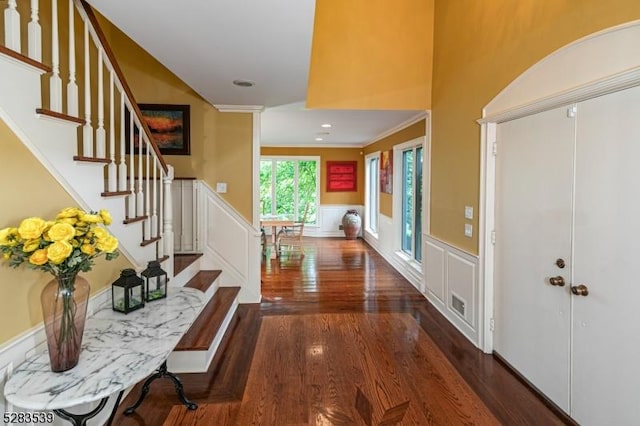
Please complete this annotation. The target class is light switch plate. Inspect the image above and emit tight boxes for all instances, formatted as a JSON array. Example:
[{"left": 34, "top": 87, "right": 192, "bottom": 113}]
[
  {"left": 216, "top": 182, "right": 227, "bottom": 193},
  {"left": 464, "top": 206, "right": 473, "bottom": 220},
  {"left": 464, "top": 223, "right": 473, "bottom": 238}
]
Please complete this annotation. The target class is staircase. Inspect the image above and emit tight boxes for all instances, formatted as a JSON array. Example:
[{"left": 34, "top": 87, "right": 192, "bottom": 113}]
[{"left": 0, "top": 0, "right": 242, "bottom": 375}]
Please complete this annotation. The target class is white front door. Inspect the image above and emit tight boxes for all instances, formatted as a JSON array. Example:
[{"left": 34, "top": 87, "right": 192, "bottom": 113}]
[
  {"left": 494, "top": 105, "right": 575, "bottom": 412},
  {"left": 571, "top": 85, "right": 640, "bottom": 425}
]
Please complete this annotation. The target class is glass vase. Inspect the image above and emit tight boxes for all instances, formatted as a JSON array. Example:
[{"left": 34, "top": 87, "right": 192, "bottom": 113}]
[{"left": 41, "top": 272, "right": 90, "bottom": 372}]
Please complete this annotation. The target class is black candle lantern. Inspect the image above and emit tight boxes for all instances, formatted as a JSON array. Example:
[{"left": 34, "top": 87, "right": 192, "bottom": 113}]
[
  {"left": 112, "top": 269, "right": 145, "bottom": 314},
  {"left": 142, "top": 260, "right": 168, "bottom": 302}
]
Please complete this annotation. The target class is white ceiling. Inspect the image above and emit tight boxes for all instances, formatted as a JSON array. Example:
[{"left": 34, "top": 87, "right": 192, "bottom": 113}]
[{"left": 86, "top": 0, "right": 423, "bottom": 148}]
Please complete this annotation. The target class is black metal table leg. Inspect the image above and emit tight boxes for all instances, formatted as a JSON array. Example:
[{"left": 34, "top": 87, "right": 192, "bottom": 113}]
[
  {"left": 106, "top": 390, "right": 125, "bottom": 425},
  {"left": 54, "top": 397, "right": 109, "bottom": 426},
  {"left": 123, "top": 360, "right": 197, "bottom": 415}
]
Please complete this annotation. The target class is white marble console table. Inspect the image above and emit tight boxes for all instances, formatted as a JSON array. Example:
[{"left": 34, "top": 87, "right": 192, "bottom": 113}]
[{"left": 3, "top": 287, "right": 205, "bottom": 425}]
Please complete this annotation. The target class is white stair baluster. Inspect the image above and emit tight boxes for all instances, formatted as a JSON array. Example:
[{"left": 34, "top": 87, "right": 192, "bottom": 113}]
[
  {"left": 128, "top": 108, "right": 136, "bottom": 218},
  {"left": 151, "top": 158, "right": 158, "bottom": 238},
  {"left": 158, "top": 168, "right": 165, "bottom": 258},
  {"left": 136, "top": 121, "right": 145, "bottom": 219},
  {"left": 50, "top": 0, "right": 62, "bottom": 112},
  {"left": 82, "top": 20, "right": 93, "bottom": 157},
  {"left": 144, "top": 140, "right": 151, "bottom": 239},
  {"left": 107, "top": 70, "right": 117, "bottom": 191},
  {"left": 119, "top": 92, "right": 127, "bottom": 191},
  {"left": 66, "top": 0, "right": 78, "bottom": 116},
  {"left": 95, "top": 52, "right": 105, "bottom": 158},
  {"left": 4, "top": 0, "right": 21, "bottom": 52},
  {"left": 28, "top": 0, "right": 42, "bottom": 61}
]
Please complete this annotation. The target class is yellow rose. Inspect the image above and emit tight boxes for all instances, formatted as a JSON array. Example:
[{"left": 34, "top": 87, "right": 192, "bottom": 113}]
[
  {"left": 18, "top": 217, "right": 47, "bottom": 240},
  {"left": 48, "top": 223, "right": 76, "bottom": 242},
  {"left": 97, "top": 236, "right": 118, "bottom": 253},
  {"left": 92, "top": 228, "right": 109, "bottom": 240},
  {"left": 56, "top": 207, "right": 83, "bottom": 219},
  {"left": 81, "top": 244, "right": 96, "bottom": 255},
  {"left": 0, "top": 227, "right": 18, "bottom": 246},
  {"left": 29, "top": 249, "right": 48, "bottom": 266},
  {"left": 59, "top": 217, "right": 78, "bottom": 225},
  {"left": 99, "top": 209, "right": 113, "bottom": 226},
  {"left": 47, "top": 241, "right": 73, "bottom": 264},
  {"left": 81, "top": 214, "right": 102, "bottom": 224},
  {"left": 22, "top": 239, "right": 40, "bottom": 252}
]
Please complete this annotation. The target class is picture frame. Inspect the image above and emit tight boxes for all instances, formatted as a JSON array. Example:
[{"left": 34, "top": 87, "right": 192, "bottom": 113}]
[
  {"left": 126, "top": 104, "right": 191, "bottom": 156},
  {"left": 326, "top": 161, "right": 357, "bottom": 192},
  {"left": 380, "top": 150, "right": 393, "bottom": 194}
]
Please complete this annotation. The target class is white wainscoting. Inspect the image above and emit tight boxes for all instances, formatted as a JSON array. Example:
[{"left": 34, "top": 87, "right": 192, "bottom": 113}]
[
  {"left": 0, "top": 289, "right": 120, "bottom": 425},
  {"left": 364, "top": 214, "right": 423, "bottom": 292},
  {"left": 199, "top": 182, "right": 261, "bottom": 303},
  {"left": 424, "top": 235, "right": 480, "bottom": 347},
  {"left": 305, "top": 204, "right": 364, "bottom": 238}
]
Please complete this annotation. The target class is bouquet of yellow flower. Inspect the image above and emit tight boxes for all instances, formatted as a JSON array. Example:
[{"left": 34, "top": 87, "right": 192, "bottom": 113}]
[
  {"left": 0, "top": 207, "right": 119, "bottom": 372},
  {"left": 0, "top": 207, "right": 119, "bottom": 274}
]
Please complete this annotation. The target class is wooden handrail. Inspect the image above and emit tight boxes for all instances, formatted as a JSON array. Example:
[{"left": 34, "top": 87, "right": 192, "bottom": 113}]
[{"left": 78, "top": 0, "right": 168, "bottom": 174}]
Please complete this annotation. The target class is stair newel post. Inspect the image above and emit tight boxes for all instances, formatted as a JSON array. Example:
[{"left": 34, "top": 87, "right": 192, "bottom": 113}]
[
  {"left": 128, "top": 108, "right": 136, "bottom": 218},
  {"left": 50, "top": 0, "right": 62, "bottom": 112},
  {"left": 28, "top": 0, "right": 42, "bottom": 61},
  {"left": 151, "top": 157, "right": 158, "bottom": 239},
  {"left": 118, "top": 92, "right": 127, "bottom": 192},
  {"left": 4, "top": 0, "right": 21, "bottom": 53},
  {"left": 136, "top": 118, "right": 145, "bottom": 218},
  {"left": 82, "top": 19, "right": 93, "bottom": 157},
  {"left": 108, "top": 69, "right": 117, "bottom": 192},
  {"left": 95, "top": 51, "right": 106, "bottom": 158},
  {"left": 163, "top": 165, "right": 175, "bottom": 278},
  {"left": 66, "top": 0, "right": 77, "bottom": 116},
  {"left": 144, "top": 138, "right": 151, "bottom": 240}
]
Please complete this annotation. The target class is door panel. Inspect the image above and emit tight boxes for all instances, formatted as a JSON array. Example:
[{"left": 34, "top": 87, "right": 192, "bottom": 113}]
[
  {"left": 494, "top": 106, "right": 575, "bottom": 412},
  {"left": 572, "top": 86, "right": 640, "bottom": 424}
]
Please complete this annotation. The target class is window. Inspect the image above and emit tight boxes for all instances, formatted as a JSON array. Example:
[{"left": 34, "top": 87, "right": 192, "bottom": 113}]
[
  {"left": 399, "top": 143, "right": 423, "bottom": 261},
  {"left": 365, "top": 153, "right": 380, "bottom": 235},
  {"left": 259, "top": 157, "right": 319, "bottom": 223}
]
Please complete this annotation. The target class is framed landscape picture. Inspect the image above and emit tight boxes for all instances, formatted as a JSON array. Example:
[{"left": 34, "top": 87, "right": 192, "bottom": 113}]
[{"left": 126, "top": 104, "right": 191, "bottom": 156}]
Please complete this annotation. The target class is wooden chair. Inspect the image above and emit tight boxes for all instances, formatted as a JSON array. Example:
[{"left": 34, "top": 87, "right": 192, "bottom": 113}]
[{"left": 277, "top": 205, "right": 309, "bottom": 255}]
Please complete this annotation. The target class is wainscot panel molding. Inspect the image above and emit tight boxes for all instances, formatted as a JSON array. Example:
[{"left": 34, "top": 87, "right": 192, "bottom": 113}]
[
  {"left": 199, "top": 181, "right": 261, "bottom": 303},
  {"left": 424, "top": 235, "right": 480, "bottom": 347},
  {"left": 364, "top": 214, "right": 423, "bottom": 292}
]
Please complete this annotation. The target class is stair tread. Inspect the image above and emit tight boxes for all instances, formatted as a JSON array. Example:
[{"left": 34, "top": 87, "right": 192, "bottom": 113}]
[
  {"left": 0, "top": 45, "right": 51, "bottom": 72},
  {"left": 184, "top": 270, "right": 222, "bottom": 293},
  {"left": 175, "top": 286, "right": 240, "bottom": 351}
]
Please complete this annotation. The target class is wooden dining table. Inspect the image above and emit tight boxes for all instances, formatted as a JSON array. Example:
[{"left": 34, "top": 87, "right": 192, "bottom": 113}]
[{"left": 260, "top": 215, "right": 295, "bottom": 259}]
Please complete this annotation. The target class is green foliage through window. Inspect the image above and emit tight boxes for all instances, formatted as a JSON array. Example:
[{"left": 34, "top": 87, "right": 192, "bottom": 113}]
[{"left": 260, "top": 158, "right": 318, "bottom": 223}]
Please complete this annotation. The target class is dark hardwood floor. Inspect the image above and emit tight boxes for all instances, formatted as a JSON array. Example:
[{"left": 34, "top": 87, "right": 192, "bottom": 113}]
[{"left": 112, "top": 238, "right": 569, "bottom": 425}]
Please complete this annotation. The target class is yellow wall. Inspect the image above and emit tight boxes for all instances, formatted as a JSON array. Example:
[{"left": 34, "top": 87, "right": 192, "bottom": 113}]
[
  {"left": 98, "top": 15, "right": 254, "bottom": 221},
  {"left": 261, "top": 147, "right": 364, "bottom": 205},
  {"left": 363, "top": 120, "right": 426, "bottom": 217},
  {"left": 307, "top": 0, "right": 433, "bottom": 110},
  {"left": 0, "top": 119, "right": 133, "bottom": 345},
  {"left": 430, "top": 0, "right": 640, "bottom": 254}
]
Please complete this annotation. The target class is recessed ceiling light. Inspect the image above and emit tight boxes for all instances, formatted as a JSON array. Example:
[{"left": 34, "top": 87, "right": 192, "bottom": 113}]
[
  {"left": 321, "top": 123, "right": 332, "bottom": 128},
  {"left": 315, "top": 137, "right": 323, "bottom": 141},
  {"left": 232, "top": 79, "right": 255, "bottom": 87}
]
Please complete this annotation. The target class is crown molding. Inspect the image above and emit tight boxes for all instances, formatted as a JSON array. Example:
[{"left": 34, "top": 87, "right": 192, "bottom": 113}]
[
  {"left": 214, "top": 104, "right": 264, "bottom": 113},
  {"left": 365, "top": 111, "right": 429, "bottom": 146}
]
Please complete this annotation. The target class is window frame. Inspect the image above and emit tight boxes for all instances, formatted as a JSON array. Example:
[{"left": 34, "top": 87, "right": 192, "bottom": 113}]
[
  {"left": 365, "top": 151, "right": 381, "bottom": 237},
  {"left": 259, "top": 155, "right": 320, "bottom": 225}
]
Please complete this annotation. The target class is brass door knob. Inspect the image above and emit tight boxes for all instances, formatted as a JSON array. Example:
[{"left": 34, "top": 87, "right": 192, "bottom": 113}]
[
  {"left": 549, "top": 276, "right": 565, "bottom": 287},
  {"left": 571, "top": 284, "right": 589, "bottom": 296},
  {"left": 555, "top": 258, "right": 566, "bottom": 269}
]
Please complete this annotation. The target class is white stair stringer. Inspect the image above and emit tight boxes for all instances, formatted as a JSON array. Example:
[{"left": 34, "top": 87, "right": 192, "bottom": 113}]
[{"left": 0, "top": 53, "right": 154, "bottom": 269}]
